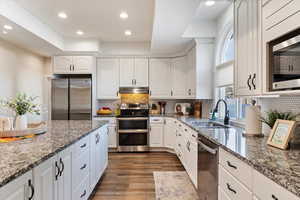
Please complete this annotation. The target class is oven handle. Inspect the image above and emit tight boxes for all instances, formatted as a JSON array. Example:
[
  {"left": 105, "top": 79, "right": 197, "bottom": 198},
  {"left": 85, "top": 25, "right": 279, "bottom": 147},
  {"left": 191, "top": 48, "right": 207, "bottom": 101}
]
[
  {"left": 118, "top": 129, "right": 149, "bottom": 133},
  {"left": 117, "top": 117, "right": 149, "bottom": 120},
  {"left": 198, "top": 140, "right": 218, "bottom": 155}
]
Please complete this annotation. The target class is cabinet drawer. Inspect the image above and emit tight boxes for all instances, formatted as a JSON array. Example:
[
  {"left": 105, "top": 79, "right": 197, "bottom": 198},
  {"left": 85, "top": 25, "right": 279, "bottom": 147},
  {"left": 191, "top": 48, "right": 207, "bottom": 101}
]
[
  {"left": 253, "top": 170, "right": 299, "bottom": 200},
  {"left": 219, "top": 166, "right": 252, "bottom": 200},
  {"left": 150, "top": 117, "right": 164, "bottom": 124},
  {"left": 183, "top": 126, "right": 198, "bottom": 144},
  {"left": 219, "top": 148, "right": 252, "bottom": 190},
  {"left": 218, "top": 186, "right": 231, "bottom": 200},
  {"left": 263, "top": 0, "right": 300, "bottom": 31},
  {"left": 72, "top": 151, "right": 90, "bottom": 189},
  {"left": 73, "top": 135, "right": 90, "bottom": 156},
  {"left": 73, "top": 176, "right": 90, "bottom": 200}
]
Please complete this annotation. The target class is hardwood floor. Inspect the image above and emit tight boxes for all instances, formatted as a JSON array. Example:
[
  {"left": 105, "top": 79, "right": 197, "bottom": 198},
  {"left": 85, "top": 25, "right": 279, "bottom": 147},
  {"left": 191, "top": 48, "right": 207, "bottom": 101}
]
[{"left": 91, "top": 152, "right": 185, "bottom": 200}]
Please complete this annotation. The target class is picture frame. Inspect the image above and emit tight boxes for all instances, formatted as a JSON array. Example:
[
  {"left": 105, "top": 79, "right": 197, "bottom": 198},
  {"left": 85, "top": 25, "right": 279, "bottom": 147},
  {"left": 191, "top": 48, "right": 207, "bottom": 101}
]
[{"left": 267, "top": 119, "right": 297, "bottom": 150}]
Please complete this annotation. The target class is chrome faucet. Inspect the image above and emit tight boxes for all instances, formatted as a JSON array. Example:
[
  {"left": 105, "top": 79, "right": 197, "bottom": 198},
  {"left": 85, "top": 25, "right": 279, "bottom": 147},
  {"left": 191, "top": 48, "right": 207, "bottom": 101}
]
[{"left": 212, "top": 99, "right": 230, "bottom": 125}]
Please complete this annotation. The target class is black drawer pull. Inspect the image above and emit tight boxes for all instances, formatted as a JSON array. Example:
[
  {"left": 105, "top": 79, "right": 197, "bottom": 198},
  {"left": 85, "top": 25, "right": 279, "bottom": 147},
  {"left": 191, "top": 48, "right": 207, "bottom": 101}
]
[
  {"left": 28, "top": 179, "right": 35, "bottom": 200},
  {"left": 227, "top": 161, "right": 237, "bottom": 169},
  {"left": 192, "top": 134, "right": 196, "bottom": 138},
  {"left": 80, "top": 143, "right": 87, "bottom": 148},
  {"left": 80, "top": 190, "right": 87, "bottom": 198},
  {"left": 272, "top": 194, "right": 279, "bottom": 200},
  {"left": 247, "top": 74, "right": 252, "bottom": 90},
  {"left": 184, "top": 129, "right": 188, "bottom": 132},
  {"left": 55, "top": 161, "right": 60, "bottom": 180},
  {"left": 59, "top": 158, "right": 64, "bottom": 177},
  {"left": 226, "top": 183, "right": 237, "bottom": 194},
  {"left": 80, "top": 164, "right": 87, "bottom": 170}
]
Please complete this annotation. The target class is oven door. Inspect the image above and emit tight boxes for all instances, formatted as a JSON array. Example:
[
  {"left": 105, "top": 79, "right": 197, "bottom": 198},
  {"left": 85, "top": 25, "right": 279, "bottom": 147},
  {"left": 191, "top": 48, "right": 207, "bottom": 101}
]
[{"left": 118, "top": 117, "right": 148, "bottom": 131}]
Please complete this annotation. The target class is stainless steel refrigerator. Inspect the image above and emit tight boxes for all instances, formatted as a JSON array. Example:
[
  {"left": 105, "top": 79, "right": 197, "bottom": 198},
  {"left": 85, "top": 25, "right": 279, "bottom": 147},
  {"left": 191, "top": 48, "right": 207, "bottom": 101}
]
[{"left": 51, "top": 75, "right": 92, "bottom": 120}]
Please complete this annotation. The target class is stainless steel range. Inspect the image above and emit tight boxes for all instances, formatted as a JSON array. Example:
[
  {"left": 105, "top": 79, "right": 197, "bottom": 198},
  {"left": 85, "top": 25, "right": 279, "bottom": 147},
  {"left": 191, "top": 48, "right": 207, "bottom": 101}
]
[{"left": 117, "top": 87, "right": 150, "bottom": 152}]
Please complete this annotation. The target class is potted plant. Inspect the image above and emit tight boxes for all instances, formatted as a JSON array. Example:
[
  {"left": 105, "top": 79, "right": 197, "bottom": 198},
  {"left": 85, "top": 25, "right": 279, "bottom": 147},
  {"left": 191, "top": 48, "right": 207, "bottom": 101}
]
[
  {"left": 0, "top": 93, "right": 40, "bottom": 130},
  {"left": 261, "top": 110, "right": 299, "bottom": 129}
]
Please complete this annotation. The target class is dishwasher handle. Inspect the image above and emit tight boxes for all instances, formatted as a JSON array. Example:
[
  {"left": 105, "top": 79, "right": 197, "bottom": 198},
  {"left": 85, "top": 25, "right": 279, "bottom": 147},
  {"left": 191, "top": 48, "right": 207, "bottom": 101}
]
[{"left": 198, "top": 140, "right": 218, "bottom": 155}]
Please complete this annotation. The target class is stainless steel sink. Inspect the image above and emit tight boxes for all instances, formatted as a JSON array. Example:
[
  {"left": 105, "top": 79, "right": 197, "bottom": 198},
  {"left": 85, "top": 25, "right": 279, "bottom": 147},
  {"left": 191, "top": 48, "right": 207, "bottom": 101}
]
[{"left": 190, "top": 121, "right": 230, "bottom": 129}]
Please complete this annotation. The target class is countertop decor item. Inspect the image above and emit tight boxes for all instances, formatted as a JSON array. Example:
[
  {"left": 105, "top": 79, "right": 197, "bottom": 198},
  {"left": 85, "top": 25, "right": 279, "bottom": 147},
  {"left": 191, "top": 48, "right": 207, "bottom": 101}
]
[
  {"left": 0, "top": 93, "right": 40, "bottom": 130},
  {"left": 0, "top": 122, "right": 47, "bottom": 138},
  {"left": 97, "top": 107, "right": 113, "bottom": 115},
  {"left": 260, "top": 110, "right": 299, "bottom": 129},
  {"left": 158, "top": 101, "right": 166, "bottom": 115},
  {"left": 267, "top": 119, "right": 297, "bottom": 150},
  {"left": 244, "top": 100, "right": 263, "bottom": 137}
]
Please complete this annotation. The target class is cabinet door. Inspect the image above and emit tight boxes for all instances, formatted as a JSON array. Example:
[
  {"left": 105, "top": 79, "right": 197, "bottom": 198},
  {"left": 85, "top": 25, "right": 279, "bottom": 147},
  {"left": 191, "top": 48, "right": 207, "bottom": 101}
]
[
  {"left": 57, "top": 148, "right": 72, "bottom": 200},
  {"left": 100, "top": 126, "right": 109, "bottom": 174},
  {"left": 53, "top": 56, "right": 73, "bottom": 74},
  {"left": 235, "top": 0, "right": 252, "bottom": 96},
  {"left": 134, "top": 58, "right": 149, "bottom": 87},
  {"left": 149, "top": 59, "right": 172, "bottom": 98},
  {"left": 0, "top": 171, "right": 32, "bottom": 200},
  {"left": 172, "top": 56, "right": 188, "bottom": 98},
  {"left": 33, "top": 156, "right": 57, "bottom": 200},
  {"left": 120, "top": 58, "right": 135, "bottom": 87},
  {"left": 108, "top": 125, "right": 117, "bottom": 148},
  {"left": 97, "top": 58, "right": 119, "bottom": 99},
  {"left": 164, "top": 119, "right": 175, "bottom": 149},
  {"left": 186, "top": 48, "right": 196, "bottom": 98},
  {"left": 73, "top": 56, "right": 93, "bottom": 74},
  {"left": 150, "top": 124, "right": 164, "bottom": 147}
]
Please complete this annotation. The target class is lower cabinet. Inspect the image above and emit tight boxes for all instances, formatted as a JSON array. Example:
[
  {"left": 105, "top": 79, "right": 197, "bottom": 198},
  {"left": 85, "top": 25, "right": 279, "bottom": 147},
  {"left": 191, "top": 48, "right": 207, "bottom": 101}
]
[
  {"left": 150, "top": 123, "right": 164, "bottom": 147},
  {"left": 164, "top": 118, "right": 176, "bottom": 149},
  {"left": 0, "top": 171, "right": 33, "bottom": 200}
]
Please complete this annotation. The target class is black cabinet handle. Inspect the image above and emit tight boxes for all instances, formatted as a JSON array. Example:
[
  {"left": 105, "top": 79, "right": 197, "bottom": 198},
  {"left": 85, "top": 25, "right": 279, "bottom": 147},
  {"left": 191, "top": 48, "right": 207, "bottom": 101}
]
[
  {"left": 252, "top": 73, "right": 256, "bottom": 90},
  {"left": 80, "top": 190, "right": 87, "bottom": 198},
  {"left": 272, "top": 194, "right": 279, "bottom": 200},
  {"left": 72, "top": 65, "right": 75, "bottom": 71},
  {"left": 70, "top": 65, "right": 72, "bottom": 71},
  {"left": 59, "top": 158, "right": 64, "bottom": 177},
  {"left": 227, "top": 161, "right": 237, "bottom": 169},
  {"left": 80, "top": 143, "right": 87, "bottom": 148},
  {"left": 247, "top": 74, "right": 252, "bottom": 90},
  {"left": 55, "top": 161, "right": 60, "bottom": 180},
  {"left": 192, "top": 134, "right": 196, "bottom": 138},
  {"left": 28, "top": 179, "right": 34, "bottom": 200},
  {"left": 226, "top": 183, "right": 237, "bottom": 194},
  {"left": 80, "top": 164, "right": 87, "bottom": 170}
]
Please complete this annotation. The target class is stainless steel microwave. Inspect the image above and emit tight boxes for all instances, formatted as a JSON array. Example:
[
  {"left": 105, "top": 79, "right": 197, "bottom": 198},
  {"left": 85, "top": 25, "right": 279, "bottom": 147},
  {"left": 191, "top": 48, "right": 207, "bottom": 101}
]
[{"left": 270, "top": 28, "right": 300, "bottom": 90}]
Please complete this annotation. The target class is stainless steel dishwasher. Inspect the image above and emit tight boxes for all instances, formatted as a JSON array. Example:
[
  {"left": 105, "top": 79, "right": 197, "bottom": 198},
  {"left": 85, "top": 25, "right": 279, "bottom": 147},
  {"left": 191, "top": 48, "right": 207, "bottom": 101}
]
[{"left": 197, "top": 136, "right": 218, "bottom": 200}]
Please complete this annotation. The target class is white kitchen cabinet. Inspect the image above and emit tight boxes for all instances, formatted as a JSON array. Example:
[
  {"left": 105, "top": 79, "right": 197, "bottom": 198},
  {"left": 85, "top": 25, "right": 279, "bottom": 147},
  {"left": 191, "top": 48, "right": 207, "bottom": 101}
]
[
  {"left": 234, "top": 0, "right": 262, "bottom": 96},
  {"left": 150, "top": 123, "right": 164, "bottom": 147},
  {"left": 33, "top": 156, "right": 57, "bottom": 200},
  {"left": 97, "top": 58, "right": 120, "bottom": 99},
  {"left": 120, "top": 58, "right": 135, "bottom": 87},
  {"left": 218, "top": 186, "right": 231, "bottom": 200},
  {"left": 172, "top": 56, "right": 188, "bottom": 99},
  {"left": 57, "top": 148, "right": 72, "bottom": 200},
  {"left": 108, "top": 125, "right": 117, "bottom": 148},
  {"left": 186, "top": 48, "right": 196, "bottom": 98},
  {"left": 53, "top": 56, "right": 93, "bottom": 74},
  {"left": 164, "top": 118, "right": 176, "bottom": 149},
  {"left": 120, "top": 58, "right": 149, "bottom": 87},
  {"left": 0, "top": 171, "right": 33, "bottom": 200},
  {"left": 149, "top": 58, "right": 172, "bottom": 98}
]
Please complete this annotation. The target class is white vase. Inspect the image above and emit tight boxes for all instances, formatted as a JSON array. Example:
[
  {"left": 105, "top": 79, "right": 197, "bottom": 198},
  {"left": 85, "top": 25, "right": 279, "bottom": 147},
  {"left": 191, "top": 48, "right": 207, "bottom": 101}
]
[{"left": 15, "top": 115, "right": 28, "bottom": 130}]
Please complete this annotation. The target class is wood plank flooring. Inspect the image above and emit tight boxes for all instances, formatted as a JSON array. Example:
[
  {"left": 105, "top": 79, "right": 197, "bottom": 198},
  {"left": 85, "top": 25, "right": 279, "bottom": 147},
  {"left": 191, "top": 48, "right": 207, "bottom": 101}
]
[{"left": 91, "top": 152, "right": 185, "bottom": 200}]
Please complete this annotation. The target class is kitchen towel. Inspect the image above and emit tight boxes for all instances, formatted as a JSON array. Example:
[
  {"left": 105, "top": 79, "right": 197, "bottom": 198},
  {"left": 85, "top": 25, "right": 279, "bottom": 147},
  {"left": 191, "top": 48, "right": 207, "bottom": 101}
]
[{"left": 245, "top": 105, "right": 262, "bottom": 136}]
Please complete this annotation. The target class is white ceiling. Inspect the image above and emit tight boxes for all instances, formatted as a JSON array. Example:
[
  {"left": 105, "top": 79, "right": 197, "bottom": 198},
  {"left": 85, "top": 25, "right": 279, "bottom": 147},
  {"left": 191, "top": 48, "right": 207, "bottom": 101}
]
[
  {"left": 13, "top": 0, "right": 154, "bottom": 42},
  {"left": 195, "top": 0, "right": 231, "bottom": 20}
]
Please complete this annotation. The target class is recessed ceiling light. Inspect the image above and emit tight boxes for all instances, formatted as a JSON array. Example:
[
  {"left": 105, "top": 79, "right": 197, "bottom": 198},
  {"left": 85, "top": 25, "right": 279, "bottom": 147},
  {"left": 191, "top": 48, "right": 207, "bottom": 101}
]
[
  {"left": 58, "top": 12, "right": 68, "bottom": 19},
  {"left": 205, "top": 0, "right": 215, "bottom": 6},
  {"left": 124, "top": 30, "right": 132, "bottom": 36},
  {"left": 2, "top": 30, "right": 7, "bottom": 34},
  {"left": 120, "top": 12, "right": 128, "bottom": 19},
  {"left": 3, "top": 25, "right": 13, "bottom": 30},
  {"left": 76, "top": 30, "right": 84, "bottom": 35}
]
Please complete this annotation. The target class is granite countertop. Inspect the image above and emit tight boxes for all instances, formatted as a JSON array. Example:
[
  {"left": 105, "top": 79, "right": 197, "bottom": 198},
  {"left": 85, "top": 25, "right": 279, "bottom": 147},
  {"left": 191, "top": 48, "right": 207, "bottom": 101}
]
[
  {"left": 175, "top": 116, "right": 300, "bottom": 197},
  {"left": 0, "top": 120, "right": 108, "bottom": 188}
]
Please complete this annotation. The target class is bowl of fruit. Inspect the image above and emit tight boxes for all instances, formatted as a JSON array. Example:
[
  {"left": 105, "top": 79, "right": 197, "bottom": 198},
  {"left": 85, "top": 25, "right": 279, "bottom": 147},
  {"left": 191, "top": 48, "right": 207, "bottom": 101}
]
[{"left": 97, "top": 107, "right": 113, "bottom": 115}]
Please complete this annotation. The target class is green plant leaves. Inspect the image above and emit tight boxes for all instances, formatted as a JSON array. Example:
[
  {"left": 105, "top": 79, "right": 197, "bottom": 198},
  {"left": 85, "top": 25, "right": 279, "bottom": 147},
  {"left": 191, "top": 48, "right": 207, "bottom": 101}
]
[{"left": 260, "top": 110, "right": 299, "bottom": 128}]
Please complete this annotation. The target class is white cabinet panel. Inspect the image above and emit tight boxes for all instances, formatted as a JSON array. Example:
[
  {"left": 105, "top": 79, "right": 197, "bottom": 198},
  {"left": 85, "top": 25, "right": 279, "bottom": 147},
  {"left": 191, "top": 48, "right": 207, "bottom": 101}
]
[
  {"left": 97, "top": 58, "right": 119, "bottom": 99},
  {"left": 172, "top": 56, "right": 187, "bottom": 98},
  {"left": 57, "top": 148, "right": 72, "bottom": 200},
  {"left": 164, "top": 118, "right": 176, "bottom": 149},
  {"left": 186, "top": 48, "right": 196, "bottom": 98},
  {"left": 72, "top": 56, "right": 93, "bottom": 74},
  {"left": 108, "top": 125, "right": 117, "bottom": 148},
  {"left": 33, "top": 156, "right": 57, "bottom": 200},
  {"left": 218, "top": 186, "right": 231, "bottom": 200},
  {"left": 149, "top": 59, "right": 172, "bottom": 98},
  {"left": 53, "top": 56, "right": 73, "bottom": 74},
  {"left": 150, "top": 123, "right": 164, "bottom": 147},
  {"left": 0, "top": 171, "right": 32, "bottom": 200},
  {"left": 134, "top": 58, "right": 148, "bottom": 87},
  {"left": 120, "top": 58, "right": 135, "bottom": 87}
]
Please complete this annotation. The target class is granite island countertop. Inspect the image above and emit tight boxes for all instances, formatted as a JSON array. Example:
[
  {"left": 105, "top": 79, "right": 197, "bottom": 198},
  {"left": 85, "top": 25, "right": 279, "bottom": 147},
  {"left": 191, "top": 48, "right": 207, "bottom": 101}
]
[{"left": 0, "top": 120, "right": 108, "bottom": 188}]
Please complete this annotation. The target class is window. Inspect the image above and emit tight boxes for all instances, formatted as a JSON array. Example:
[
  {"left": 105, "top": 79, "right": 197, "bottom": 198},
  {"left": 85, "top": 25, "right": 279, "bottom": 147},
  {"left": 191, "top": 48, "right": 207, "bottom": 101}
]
[{"left": 221, "top": 31, "right": 234, "bottom": 63}]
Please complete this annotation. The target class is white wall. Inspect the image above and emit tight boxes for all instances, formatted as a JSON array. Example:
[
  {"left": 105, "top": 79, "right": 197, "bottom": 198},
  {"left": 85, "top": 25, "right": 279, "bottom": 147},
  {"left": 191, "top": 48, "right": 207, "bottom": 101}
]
[{"left": 0, "top": 38, "right": 47, "bottom": 121}]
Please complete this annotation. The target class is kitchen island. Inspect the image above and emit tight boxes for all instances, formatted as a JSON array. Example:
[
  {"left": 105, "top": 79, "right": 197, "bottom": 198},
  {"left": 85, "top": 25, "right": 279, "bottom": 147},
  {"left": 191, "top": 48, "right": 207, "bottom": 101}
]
[{"left": 0, "top": 120, "right": 108, "bottom": 200}]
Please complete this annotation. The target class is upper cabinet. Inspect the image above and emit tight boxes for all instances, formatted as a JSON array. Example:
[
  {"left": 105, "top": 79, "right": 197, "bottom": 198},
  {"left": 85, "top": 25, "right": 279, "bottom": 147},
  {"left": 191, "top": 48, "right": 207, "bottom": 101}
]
[
  {"left": 234, "top": 0, "right": 262, "bottom": 96},
  {"left": 186, "top": 48, "right": 196, "bottom": 98},
  {"left": 97, "top": 58, "right": 120, "bottom": 99},
  {"left": 149, "top": 58, "right": 172, "bottom": 99},
  {"left": 119, "top": 58, "right": 148, "bottom": 87},
  {"left": 172, "top": 56, "right": 188, "bottom": 99},
  {"left": 53, "top": 56, "right": 93, "bottom": 74}
]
